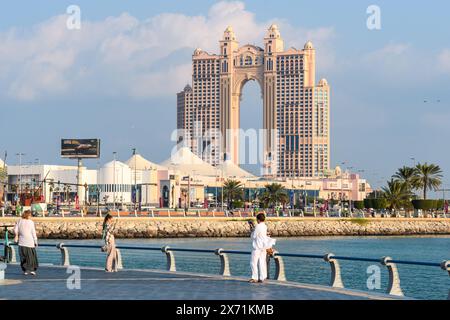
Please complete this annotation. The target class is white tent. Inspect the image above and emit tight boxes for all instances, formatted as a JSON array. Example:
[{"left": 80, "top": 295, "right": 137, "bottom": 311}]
[
  {"left": 125, "top": 154, "right": 166, "bottom": 171},
  {"left": 216, "top": 160, "right": 255, "bottom": 179},
  {"left": 160, "top": 147, "right": 218, "bottom": 177}
]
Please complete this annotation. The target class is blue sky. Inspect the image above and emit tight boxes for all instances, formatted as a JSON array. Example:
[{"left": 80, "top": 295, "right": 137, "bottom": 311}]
[{"left": 0, "top": 0, "right": 449, "bottom": 191}]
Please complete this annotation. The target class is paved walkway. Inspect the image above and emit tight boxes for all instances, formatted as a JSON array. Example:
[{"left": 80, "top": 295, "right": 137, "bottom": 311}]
[{"left": 0, "top": 264, "right": 404, "bottom": 300}]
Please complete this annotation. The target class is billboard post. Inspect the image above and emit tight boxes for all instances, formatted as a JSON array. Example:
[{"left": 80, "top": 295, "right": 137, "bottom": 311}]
[{"left": 61, "top": 139, "right": 100, "bottom": 210}]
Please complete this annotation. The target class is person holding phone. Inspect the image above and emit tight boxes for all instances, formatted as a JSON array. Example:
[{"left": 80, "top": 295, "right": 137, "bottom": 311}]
[{"left": 248, "top": 213, "right": 275, "bottom": 283}]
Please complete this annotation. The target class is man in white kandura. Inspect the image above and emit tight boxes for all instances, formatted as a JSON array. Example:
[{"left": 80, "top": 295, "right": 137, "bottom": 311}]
[{"left": 248, "top": 213, "right": 276, "bottom": 283}]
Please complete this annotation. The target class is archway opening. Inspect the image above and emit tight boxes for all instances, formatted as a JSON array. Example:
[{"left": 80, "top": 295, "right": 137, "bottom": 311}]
[{"left": 239, "top": 80, "right": 263, "bottom": 176}]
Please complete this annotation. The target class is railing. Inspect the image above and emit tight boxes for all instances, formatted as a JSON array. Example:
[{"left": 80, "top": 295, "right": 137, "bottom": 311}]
[{"left": 2, "top": 242, "right": 449, "bottom": 299}]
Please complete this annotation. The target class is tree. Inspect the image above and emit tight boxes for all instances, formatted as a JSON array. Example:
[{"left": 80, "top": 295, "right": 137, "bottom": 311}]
[
  {"left": 392, "top": 166, "right": 418, "bottom": 192},
  {"left": 260, "top": 183, "right": 289, "bottom": 209},
  {"left": 412, "top": 163, "right": 443, "bottom": 200},
  {"left": 223, "top": 179, "right": 243, "bottom": 209},
  {"left": 382, "top": 179, "right": 413, "bottom": 212}
]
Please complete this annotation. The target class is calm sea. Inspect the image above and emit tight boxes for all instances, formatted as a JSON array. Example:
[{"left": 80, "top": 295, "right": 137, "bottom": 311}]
[{"left": 33, "top": 236, "right": 450, "bottom": 300}]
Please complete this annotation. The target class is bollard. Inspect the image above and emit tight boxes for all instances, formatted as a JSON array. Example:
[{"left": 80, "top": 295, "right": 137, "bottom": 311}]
[
  {"left": 56, "top": 243, "right": 70, "bottom": 266},
  {"left": 215, "top": 248, "right": 230, "bottom": 276},
  {"left": 116, "top": 249, "right": 123, "bottom": 270},
  {"left": 441, "top": 260, "right": 450, "bottom": 300},
  {"left": 272, "top": 252, "right": 286, "bottom": 281},
  {"left": 323, "top": 253, "right": 344, "bottom": 288},
  {"left": 441, "top": 260, "right": 450, "bottom": 276},
  {"left": 161, "top": 246, "right": 176, "bottom": 272},
  {"left": 0, "top": 262, "right": 6, "bottom": 280},
  {"left": 380, "top": 256, "right": 404, "bottom": 296}
]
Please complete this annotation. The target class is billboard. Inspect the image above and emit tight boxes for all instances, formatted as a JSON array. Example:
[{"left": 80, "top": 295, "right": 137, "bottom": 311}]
[{"left": 61, "top": 139, "right": 100, "bottom": 159}]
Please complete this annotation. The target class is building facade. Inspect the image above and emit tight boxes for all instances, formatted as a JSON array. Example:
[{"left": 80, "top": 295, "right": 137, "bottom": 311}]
[{"left": 177, "top": 25, "right": 330, "bottom": 178}]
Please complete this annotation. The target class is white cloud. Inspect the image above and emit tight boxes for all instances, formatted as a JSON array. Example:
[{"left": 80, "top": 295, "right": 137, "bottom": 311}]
[
  {"left": 363, "top": 42, "right": 411, "bottom": 67},
  {"left": 358, "top": 42, "right": 438, "bottom": 86},
  {"left": 0, "top": 1, "right": 336, "bottom": 102},
  {"left": 438, "top": 49, "right": 450, "bottom": 73}
]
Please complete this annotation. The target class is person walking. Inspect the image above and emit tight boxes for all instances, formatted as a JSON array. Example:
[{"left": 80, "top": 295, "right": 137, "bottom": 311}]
[
  {"left": 14, "top": 210, "right": 39, "bottom": 275},
  {"left": 248, "top": 213, "right": 276, "bottom": 283},
  {"left": 102, "top": 214, "right": 118, "bottom": 272}
]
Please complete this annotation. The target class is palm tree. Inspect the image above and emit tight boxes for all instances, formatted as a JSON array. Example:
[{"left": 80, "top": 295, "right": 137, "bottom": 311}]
[
  {"left": 392, "top": 166, "right": 418, "bottom": 192},
  {"left": 382, "top": 179, "right": 413, "bottom": 214},
  {"left": 412, "top": 163, "right": 443, "bottom": 200},
  {"left": 223, "top": 179, "right": 243, "bottom": 209},
  {"left": 260, "top": 183, "right": 289, "bottom": 209}
]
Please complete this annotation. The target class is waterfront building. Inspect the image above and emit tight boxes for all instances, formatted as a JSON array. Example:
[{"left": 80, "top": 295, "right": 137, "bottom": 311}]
[
  {"left": 2, "top": 158, "right": 370, "bottom": 209},
  {"left": 177, "top": 25, "right": 330, "bottom": 178},
  {"left": 5, "top": 164, "right": 97, "bottom": 205}
]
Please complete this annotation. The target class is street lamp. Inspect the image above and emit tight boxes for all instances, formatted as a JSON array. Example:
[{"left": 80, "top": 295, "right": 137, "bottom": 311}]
[
  {"left": 16, "top": 153, "right": 25, "bottom": 204},
  {"left": 112, "top": 152, "right": 117, "bottom": 211},
  {"left": 132, "top": 148, "right": 137, "bottom": 213}
]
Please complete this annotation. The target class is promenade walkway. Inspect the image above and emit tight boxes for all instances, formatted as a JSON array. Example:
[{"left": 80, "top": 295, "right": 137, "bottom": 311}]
[{"left": 0, "top": 264, "right": 403, "bottom": 300}]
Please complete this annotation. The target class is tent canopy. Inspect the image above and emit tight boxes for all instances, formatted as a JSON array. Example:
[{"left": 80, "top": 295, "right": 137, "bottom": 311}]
[
  {"left": 160, "top": 147, "right": 218, "bottom": 177},
  {"left": 216, "top": 160, "right": 255, "bottom": 179},
  {"left": 126, "top": 154, "right": 166, "bottom": 171}
]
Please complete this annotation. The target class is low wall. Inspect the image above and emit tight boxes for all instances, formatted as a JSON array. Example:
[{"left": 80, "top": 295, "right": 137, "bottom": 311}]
[{"left": 1, "top": 217, "right": 450, "bottom": 239}]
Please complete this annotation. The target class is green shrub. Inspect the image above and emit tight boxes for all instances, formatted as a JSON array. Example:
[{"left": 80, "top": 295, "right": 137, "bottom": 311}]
[
  {"left": 232, "top": 200, "right": 244, "bottom": 208},
  {"left": 364, "top": 198, "right": 373, "bottom": 209},
  {"left": 435, "top": 199, "right": 444, "bottom": 210},
  {"left": 353, "top": 201, "right": 365, "bottom": 210},
  {"left": 411, "top": 200, "right": 437, "bottom": 210}
]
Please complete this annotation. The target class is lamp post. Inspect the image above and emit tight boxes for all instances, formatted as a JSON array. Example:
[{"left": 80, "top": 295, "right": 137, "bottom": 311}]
[
  {"left": 16, "top": 153, "right": 25, "bottom": 205},
  {"left": 113, "top": 152, "right": 117, "bottom": 212},
  {"left": 347, "top": 166, "right": 354, "bottom": 216},
  {"left": 132, "top": 148, "right": 137, "bottom": 214}
]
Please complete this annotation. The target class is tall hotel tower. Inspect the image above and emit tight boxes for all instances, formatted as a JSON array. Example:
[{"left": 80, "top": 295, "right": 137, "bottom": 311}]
[{"left": 177, "top": 25, "right": 330, "bottom": 178}]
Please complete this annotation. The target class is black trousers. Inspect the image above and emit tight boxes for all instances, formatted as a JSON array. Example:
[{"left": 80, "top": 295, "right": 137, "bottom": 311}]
[{"left": 19, "top": 246, "right": 39, "bottom": 272}]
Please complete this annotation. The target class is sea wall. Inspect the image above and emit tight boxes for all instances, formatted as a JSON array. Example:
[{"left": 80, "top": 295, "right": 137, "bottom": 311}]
[{"left": 1, "top": 218, "right": 450, "bottom": 239}]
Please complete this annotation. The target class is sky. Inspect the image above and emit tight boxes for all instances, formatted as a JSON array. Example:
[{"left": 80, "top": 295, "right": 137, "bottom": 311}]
[{"left": 0, "top": 0, "right": 449, "bottom": 192}]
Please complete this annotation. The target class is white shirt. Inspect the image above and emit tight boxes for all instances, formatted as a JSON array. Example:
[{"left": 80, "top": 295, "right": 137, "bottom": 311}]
[
  {"left": 251, "top": 222, "right": 276, "bottom": 250},
  {"left": 14, "top": 218, "right": 38, "bottom": 248}
]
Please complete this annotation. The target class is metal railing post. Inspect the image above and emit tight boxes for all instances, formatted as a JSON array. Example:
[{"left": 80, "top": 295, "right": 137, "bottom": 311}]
[
  {"left": 56, "top": 243, "right": 70, "bottom": 266},
  {"left": 7, "top": 245, "right": 16, "bottom": 264},
  {"left": 380, "top": 256, "right": 404, "bottom": 296},
  {"left": 116, "top": 248, "right": 123, "bottom": 270},
  {"left": 0, "top": 262, "right": 6, "bottom": 280},
  {"left": 161, "top": 246, "right": 176, "bottom": 272},
  {"left": 323, "top": 253, "right": 344, "bottom": 288},
  {"left": 215, "top": 248, "right": 230, "bottom": 276},
  {"left": 273, "top": 252, "right": 286, "bottom": 281}
]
